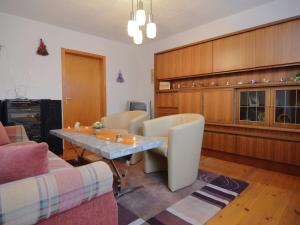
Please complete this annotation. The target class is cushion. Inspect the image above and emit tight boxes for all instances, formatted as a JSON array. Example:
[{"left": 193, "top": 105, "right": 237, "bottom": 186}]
[
  {"left": 0, "top": 142, "right": 49, "bottom": 184},
  {"left": 0, "top": 122, "right": 11, "bottom": 146}
]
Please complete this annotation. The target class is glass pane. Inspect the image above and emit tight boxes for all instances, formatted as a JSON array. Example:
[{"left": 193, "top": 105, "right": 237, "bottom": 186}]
[
  {"left": 240, "top": 92, "right": 248, "bottom": 106},
  {"left": 275, "top": 107, "right": 285, "bottom": 123},
  {"left": 257, "top": 91, "right": 265, "bottom": 107},
  {"left": 248, "top": 107, "right": 257, "bottom": 121},
  {"left": 296, "top": 107, "right": 300, "bottom": 124},
  {"left": 248, "top": 92, "right": 258, "bottom": 107},
  {"left": 297, "top": 90, "right": 300, "bottom": 106},
  {"left": 285, "top": 90, "right": 296, "bottom": 106},
  {"left": 276, "top": 90, "right": 285, "bottom": 107},
  {"left": 257, "top": 107, "right": 265, "bottom": 122},
  {"left": 285, "top": 107, "right": 296, "bottom": 124},
  {"left": 240, "top": 107, "right": 248, "bottom": 120}
]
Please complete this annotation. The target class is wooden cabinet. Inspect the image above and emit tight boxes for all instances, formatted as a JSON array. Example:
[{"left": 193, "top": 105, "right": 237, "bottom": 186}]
[
  {"left": 236, "top": 136, "right": 300, "bottom": 166},
  {"left": 270, "top": 87, "right": 300, "bottom": 129},
  {"left": 178, "top": 91, "right": 202, "bottom": 113},
  {"left": 203, "top": 88, "right": 234, "bottom": 123},
  {"left": 155, "top": 92, "right": 178, "bottom": 117},
  {"left": 213, "top": 31, "right": 255, "bottom": 72},
  {"left": 203, "top": 132, "right": 236, "bottom": 153},
  {"left": 155, "top": 42, "right": 212, "bottom": 79},
  {"left": 255, "top": 20, "right": 300, "bottom": 67},
  {"left": 236, "top": 88, "right": 271, "bottom": 126}
]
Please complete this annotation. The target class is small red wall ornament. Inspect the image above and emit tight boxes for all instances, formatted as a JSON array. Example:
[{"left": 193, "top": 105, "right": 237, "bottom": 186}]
[{"left": 36, "top": 38, "right": 49, "bottom": 56}]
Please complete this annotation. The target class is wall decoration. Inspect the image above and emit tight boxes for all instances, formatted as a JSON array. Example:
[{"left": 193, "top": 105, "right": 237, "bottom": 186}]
[
  {"left": 116, "top": 70, "right": 125, "bottom": 83},
  {"left": 36, "top": 39, "right": 49, "bottom": 56}
]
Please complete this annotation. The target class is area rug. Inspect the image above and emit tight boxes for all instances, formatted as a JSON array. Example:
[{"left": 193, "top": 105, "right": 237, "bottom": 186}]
[{"left": 118, "top": 162, "right": 248, "bottom": 225}]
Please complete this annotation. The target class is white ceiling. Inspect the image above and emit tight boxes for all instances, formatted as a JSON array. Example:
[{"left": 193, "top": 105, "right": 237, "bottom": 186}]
[{"left": 0, "top": 0, "right": 274, "bottom": 44}]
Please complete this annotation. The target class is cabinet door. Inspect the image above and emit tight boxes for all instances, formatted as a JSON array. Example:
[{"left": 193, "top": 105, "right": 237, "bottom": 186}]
[
  {"left": 236, "top": 88, "right": 271, "bottom": 126},
  {"left": 270, "top": 87, "right": 300, "bottom": 129},
  {"left": 178, "top": 91, "right": 202, "bottom": 113},
  {"left": 155, "top": 92, "right": 178, "bottom": 117},
  {"left": 255, "top": 20, "right": 300, "bottom": 67},
  {"left": 156, "top": 53, "right": 168, "bottom": 79},
  {"left": 236, "top": 136, "right": 300, "bottom": 166},
  {"left": 203, "top": 131, "right": 236, "bottom": 153},
  {"left": 213, "top": 31, "right": 255, "bottom": 72},
  {"left": 203, "top": 88, "right": 234, "bottom": 123}
]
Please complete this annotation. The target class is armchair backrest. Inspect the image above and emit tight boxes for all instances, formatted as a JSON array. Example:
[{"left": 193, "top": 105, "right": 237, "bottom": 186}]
[{"left": 101, "top": 111, "right": 148, "bottom": 135}]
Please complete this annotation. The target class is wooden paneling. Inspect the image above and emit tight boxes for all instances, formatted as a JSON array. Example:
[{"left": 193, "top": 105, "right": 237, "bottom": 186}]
[
  {"left": 156, "top": 53, "right": 168, "bottom": 79},
  {"left": 155, "top": 92, "right": 178, "bottom": 117},
  {"left": 236, "top": 136, "right": 300, "bottom": 166},
  {"left": 203, "top": 132, "right": 236, "bottom": 153},
  {"left": 213, "top": 31, "right": 255, "bottom": 72},
  {"left": 203, "top": 88, "right": 234, "bottom": 123},
  {"left": 255, "top": 20, "right": 300, "bottom": 67},
  {"left": 178, "top": 91, "right": 202, "bottom": 113}
]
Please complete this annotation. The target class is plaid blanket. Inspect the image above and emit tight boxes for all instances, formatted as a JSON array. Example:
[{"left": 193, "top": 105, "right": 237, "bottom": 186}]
[{"left": 0, "top": 161, "right": 113, "bottom": 225}]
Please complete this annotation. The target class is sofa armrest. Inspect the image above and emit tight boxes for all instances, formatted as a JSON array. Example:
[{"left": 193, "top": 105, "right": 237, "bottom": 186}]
[
  {"left": 5, "top": 125, "right": 29, "bottom": 143},
  {"left": 0, "top": 161, "right": 113, "bottom": 225}
]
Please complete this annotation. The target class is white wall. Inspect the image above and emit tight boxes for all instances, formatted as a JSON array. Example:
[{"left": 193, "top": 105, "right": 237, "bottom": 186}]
[
  {"left": 0, "top": 12, "right": 137, "bottom": 114},
  {"left": 136, "top": 0, "right": 300, "bottom": 103}
]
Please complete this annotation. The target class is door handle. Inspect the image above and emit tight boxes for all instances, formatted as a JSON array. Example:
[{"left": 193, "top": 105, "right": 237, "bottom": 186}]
[{"left": 65, "top": 97, "right": 72, "bottom": 104}]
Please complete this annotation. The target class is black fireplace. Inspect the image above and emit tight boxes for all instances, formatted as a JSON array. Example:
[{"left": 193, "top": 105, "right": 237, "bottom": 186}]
[{"left": 0, "top": 99, "right": 63, "bottom": 155}]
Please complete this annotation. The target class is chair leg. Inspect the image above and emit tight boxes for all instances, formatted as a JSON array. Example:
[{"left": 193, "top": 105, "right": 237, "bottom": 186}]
[{"left": 144, "top": 151, "right": 167, "bottom": 173}]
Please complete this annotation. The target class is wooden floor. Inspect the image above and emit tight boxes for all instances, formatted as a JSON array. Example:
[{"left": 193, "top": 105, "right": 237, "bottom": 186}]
[
  {"left": 63, "top": 148, "right": 300, "bottom": 225},
  {"left": 201, "top": 156, "right": 300, "bottom": 225}
]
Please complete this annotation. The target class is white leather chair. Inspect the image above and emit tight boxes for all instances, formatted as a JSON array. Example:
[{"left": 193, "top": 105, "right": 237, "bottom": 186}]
[
  {"left": 101, "top": 110, "right": 148, "bottom": 164},
  {"left": 143, "top": 114, "right": 205, "bottom": 192}
]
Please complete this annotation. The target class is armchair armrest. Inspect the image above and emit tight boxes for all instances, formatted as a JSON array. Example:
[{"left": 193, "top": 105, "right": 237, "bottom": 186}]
[
  {"left": 0, "top": 161, "right": 113, "bottom": 225},
  {"left": 5, "top": 125, "right": 29, "bottom": 143}
]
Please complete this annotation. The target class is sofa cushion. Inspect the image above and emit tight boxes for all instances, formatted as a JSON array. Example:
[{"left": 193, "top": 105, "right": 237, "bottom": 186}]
[
  {"left": 0, "top": 122, "right": 11, "bottom": 146},
  {"left": 0, "top": 142, "right": 49, "bottom": 184}
]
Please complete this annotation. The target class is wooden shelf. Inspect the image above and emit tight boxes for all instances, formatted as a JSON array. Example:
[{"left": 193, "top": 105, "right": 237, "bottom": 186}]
[{"left": 157, "top": 81, "right": 300, "bottom": 93}]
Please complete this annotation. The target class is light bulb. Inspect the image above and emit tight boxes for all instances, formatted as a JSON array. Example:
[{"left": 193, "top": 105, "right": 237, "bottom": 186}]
[
  {"left": 134, "top": 29, "right": 143, "bottom": 45},
  {"left": 136, "top": 9, "right": 146, "bottom": 26},
  {"left": 147, "top": 22, "right": 156, "bottom": 39},
  {"left": 127, "top": 19, "right": 138, "bottom": 37}
]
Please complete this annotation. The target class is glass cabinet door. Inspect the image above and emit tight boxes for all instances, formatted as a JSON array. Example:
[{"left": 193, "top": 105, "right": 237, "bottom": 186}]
[
  {"left": 237, "top": 89, "right": 270, "bottom": 125},
  {"left": 272, "top": 88, "right": 300, "bottom": 128}
]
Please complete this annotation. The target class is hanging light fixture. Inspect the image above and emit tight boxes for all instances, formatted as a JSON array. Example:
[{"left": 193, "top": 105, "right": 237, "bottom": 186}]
[
  {"left": 134, "top": 29, "right": 143, "bottom": 45},
  {"left": 127, "top": 0, "right": 138, "bottom": 37},
  {"left": 136, "top": 0, "right": 146, "bottom": 26},
  {"left": 146, "top": 0, "right": 156, "bottom": 39},
  {"left": 127, "top": 0, "right": 157, "bottom": 44}
]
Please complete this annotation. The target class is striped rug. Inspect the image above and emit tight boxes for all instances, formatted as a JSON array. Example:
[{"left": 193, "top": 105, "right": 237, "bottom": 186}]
[{"left": 118, "top": 164, "right": 248, "bottom": 225}]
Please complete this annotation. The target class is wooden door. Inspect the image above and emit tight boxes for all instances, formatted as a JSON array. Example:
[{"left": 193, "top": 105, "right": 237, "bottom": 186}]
[
  {"left": 213, "top": 31, "right": 255, "bottom": 72},
  {"left": 62, "top": 49, "right": 106, "bottom": 128},
  {"left": 202, "top": 88, "right": 234, "bottom": 123},
  {"left": 203, "top": 131, "right": 236, "bottom": 153},
  {"left": 178, "top": 91, "right": 202, "bottom": 113},
  {"left": 255, "top": 20, "right": 300, "bottom": 67}
]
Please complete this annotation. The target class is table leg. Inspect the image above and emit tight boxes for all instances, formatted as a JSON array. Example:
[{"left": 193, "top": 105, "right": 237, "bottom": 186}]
[{"left": 109, "top": 160, "right": 143, "bottom": 198}]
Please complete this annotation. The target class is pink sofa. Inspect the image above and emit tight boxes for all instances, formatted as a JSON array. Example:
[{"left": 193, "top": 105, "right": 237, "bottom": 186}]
[{"left": 0, "top": 125, "right": 118, "bottom": 225}]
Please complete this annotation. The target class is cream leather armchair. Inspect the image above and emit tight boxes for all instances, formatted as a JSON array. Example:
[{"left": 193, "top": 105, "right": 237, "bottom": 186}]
[
  {"left": 101, "top": 110, "right": 148, "bottom": 164},
  {"left": 143, "top": 114, "right": 205, "bottom": 192}
]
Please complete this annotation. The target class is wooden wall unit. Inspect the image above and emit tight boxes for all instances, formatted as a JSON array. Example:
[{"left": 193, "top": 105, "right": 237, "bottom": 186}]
[{"left": 154, "top": 17, "right": 300, "bottom": 175}]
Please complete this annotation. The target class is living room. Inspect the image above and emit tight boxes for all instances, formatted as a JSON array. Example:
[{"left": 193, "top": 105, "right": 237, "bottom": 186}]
[{"left": 0, "top": 0, "right": 300, "bottom": 225}]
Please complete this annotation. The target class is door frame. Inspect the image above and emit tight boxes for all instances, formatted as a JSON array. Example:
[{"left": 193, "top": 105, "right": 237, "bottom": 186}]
[{"left": 61, "top": 48, "right": 107, "bottom": 127}]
